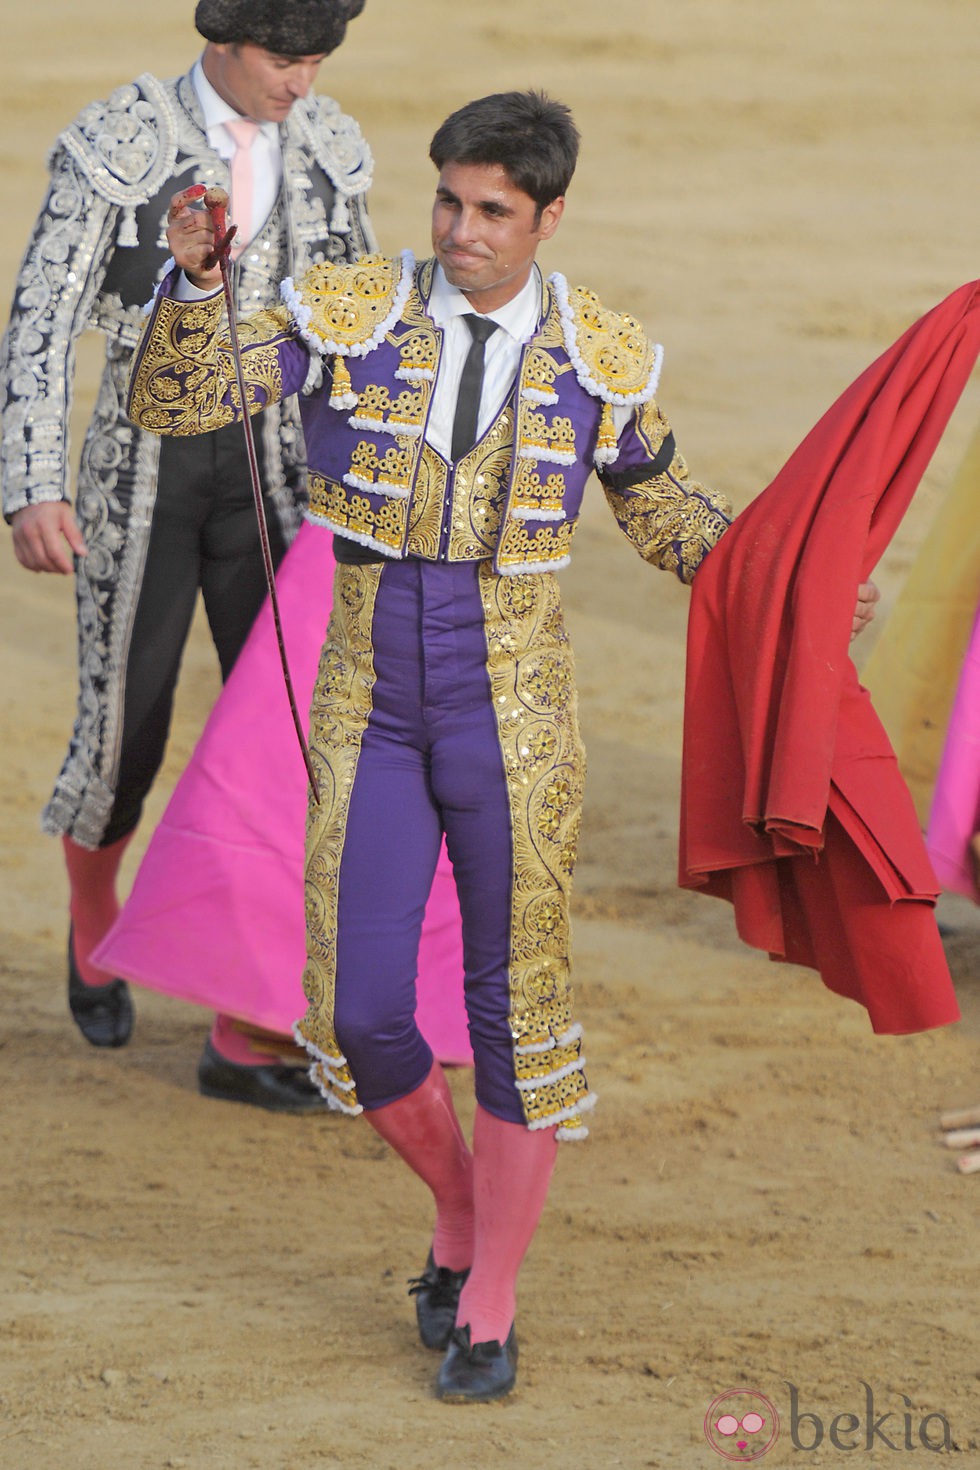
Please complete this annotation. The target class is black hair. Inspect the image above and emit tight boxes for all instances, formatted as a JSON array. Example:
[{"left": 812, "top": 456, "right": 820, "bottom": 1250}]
[{"left": 429, "top": 91, "right": 580, "bottom": 211}]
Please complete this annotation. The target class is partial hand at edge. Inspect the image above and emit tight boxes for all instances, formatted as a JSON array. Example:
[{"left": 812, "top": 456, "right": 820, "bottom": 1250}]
[
  {"left": 851, "top": 579, "right": 881, "bottom": 641},
  {"left": 11, "top": 501, "right": 87, "bottom": 574}
]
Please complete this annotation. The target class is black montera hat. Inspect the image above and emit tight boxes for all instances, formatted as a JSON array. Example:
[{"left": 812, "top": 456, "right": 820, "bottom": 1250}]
[{"left": 195, "top": 0, "right": 366, "bottom": 55}]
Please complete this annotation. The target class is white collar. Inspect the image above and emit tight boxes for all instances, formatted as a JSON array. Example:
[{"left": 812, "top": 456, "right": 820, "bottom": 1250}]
[{"left": 428, "top": 262, "right": 543, "bottom": 345}]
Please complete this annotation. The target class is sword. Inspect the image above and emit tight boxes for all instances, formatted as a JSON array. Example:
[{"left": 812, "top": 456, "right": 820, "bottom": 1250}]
[{"left": 201, "top": 185, "right": 320, "bottom": 804}]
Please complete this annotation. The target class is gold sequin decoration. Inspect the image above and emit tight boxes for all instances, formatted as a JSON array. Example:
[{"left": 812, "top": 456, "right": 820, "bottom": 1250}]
[
  {"left": 397, "top": 328, "right": 438, "bottom": 378},
  {"left": 295, "top": 565, "right": 383, "bottom": 1111},
  {"left": 496, "top": 518, "right": 575, "bottom": 571},
  {"left": 128, "top": 297, "right": 288, "bottom": 436},
  {"left": 477, "top": 564, "right": 593, "bottom": 1132},
  {"left": 602, "top": 446, "right": 732, "bottom": 585},
  {"left": 297, "top": 254, "right": 406, "bottom": 350},
  {"left": 447, "top": 411, "right": 513, "bottom": 560},
  {"left": 353, "top": 381, "right": 427, "bottom": 435},
  {"left": 307, "top": 472, "right": 409, "bottom": 554},
  {"left": 346, "top": 438, "right": 415, "bottom": 495},
  {"left": 566, "top": 284, "right": 657, "bottom": 398},
  {"left": 522, "top": 346, "right": 560, "bottom": 400},
  {"left": 404, "top": 446, "right": 448, "bottom": 561},
  {"left": 518, "top": 408, "right": 576, "bottom": 462},
  {"left": 511, "top": 461, "right": 567, "bottom": 519},
  {"left": 405, "top": 413, "right": 513, "bottom": 563}
]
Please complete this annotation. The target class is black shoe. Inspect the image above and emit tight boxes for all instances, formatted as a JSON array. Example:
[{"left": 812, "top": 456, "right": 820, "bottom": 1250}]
[
  {"left": 67, "top": 925, "right": 133, "bottom": 1049},
  {"left": 435, "top": 1323, "right": 518, "bottom": 1403},
  {"left": 197, "top": 1038, "right": 332, "bottom": 1114},
  {"left": 407, "top": 1251, "right": 471, "bottom": 1350}
]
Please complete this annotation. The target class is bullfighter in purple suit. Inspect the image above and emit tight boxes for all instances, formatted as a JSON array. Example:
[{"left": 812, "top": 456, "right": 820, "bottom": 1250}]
[{"left": 127, "top": 91, "right": 732, "bottom": 1402}]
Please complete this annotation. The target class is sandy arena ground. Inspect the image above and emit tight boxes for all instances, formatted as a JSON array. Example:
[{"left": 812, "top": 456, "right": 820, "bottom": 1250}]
[{"left": 1, "top": 3, "right": 978, "bottom": 1466}]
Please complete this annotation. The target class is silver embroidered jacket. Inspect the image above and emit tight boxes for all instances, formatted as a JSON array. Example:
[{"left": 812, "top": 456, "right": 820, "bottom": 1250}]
[
  {"left": 0, "top": 68, "right": 375, "bottom": 849},
  {"left": 0, "top": 68, "right": 375, "bottom": 521}
]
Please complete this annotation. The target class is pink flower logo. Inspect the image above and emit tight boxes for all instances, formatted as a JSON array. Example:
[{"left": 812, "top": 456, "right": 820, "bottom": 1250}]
[{"left": 704, "top": 1389, "right": 780, "bottom": 1461}]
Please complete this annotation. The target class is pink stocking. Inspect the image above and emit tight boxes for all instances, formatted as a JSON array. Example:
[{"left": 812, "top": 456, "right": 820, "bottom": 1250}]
[
  {"left": 455, "top": 1105, "right": 558, "bottom": 1346},
  {"left": 63, "top": 833, "right": 132, "bottom": 986},
  {"left": 363, "top": 1062, "right": 474, "bottom": 1271},
  {"left": 208, "top": 1014, "right": 282, "bottom": 1067}
]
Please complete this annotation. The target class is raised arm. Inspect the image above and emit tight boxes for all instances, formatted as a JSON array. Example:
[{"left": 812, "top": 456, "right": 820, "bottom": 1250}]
[{"left": 127, "top": 190, "right": 314, "bottom": 437}]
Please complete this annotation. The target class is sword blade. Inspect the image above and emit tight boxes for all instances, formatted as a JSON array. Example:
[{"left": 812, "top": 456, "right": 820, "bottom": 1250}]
[{"left": 208, "top": 213, "right": 321, "bottom": 804}]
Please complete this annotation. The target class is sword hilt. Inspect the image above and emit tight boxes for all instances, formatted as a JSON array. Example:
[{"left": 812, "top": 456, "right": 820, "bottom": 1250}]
[{"left": 202, "top": 186, "right": 238, "bottom": 271}]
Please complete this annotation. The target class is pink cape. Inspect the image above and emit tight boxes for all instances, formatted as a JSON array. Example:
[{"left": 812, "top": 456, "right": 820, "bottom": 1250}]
[
  {"left": 926, "top": 602, "right": 980, "bottom": 900},
  {"left": 94, "top": 522, "right": 473, "bottom": 1066},
  {"left": 680, "top": 280, "right": 980, "bottom": 1034}
]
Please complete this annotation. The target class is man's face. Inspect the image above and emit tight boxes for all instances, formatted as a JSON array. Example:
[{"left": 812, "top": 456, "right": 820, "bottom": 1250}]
[
  {"left": 203, "top": 42, "right": 328, "bottom": 123},
  {"left": 431, "top": 161, "right": 564, "bottom": 313}
]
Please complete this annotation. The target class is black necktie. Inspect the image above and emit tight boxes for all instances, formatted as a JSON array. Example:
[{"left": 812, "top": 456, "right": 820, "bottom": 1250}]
[{"left": 451, "top": 314, "right": 499, "bottom": 462}]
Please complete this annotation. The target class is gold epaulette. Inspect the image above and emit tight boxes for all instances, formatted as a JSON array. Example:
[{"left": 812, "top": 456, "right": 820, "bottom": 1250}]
[
  {"left": 551, "top": 273, "right": 663, "bottom": 406},
  {"left": 280, "top": 249, "right": 415, "bottom": 360}
]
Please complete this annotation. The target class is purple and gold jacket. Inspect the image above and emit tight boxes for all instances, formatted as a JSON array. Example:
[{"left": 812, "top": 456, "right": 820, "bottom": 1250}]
[{"left": 128, "top": 252, "right": 731, "bottom": 580}]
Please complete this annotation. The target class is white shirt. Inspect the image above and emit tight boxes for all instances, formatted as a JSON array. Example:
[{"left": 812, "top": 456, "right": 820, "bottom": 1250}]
[
  {"left": 424, "top": 263, "right": 632, "bottom": 458},
  {"left": 423, "top": 264, "right": 543, "bottom": 461},
  {"left": 191, "top": 59, "right": 281, "bottom": 246}
]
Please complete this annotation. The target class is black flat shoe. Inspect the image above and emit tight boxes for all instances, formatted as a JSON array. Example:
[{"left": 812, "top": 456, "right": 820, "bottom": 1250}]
[
  {"left": 435, "top": 1323, "right": 518, "bottom": 1403},
  {"left": 197, "top": 1038, "right": 332, "bottom": 1114},
  {"left": 407, "top": 1250, "right": 471, "bottom": 1350},
  {"left": 67, "top": 926, "right": 133, "bottom": 1048}
]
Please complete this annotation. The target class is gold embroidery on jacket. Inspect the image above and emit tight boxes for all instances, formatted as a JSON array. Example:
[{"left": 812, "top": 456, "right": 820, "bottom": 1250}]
[
  {"left": 511, "top": 461, "right": 567, "bottom": 519},
  {"left": 308, "top": 472, "right": 409, "bottom": 553},
  {"left": 396, "top": 330, "right": 438, "bottom": 378},
  {"left": 297, "top": 564, "right": 383, "bottom": 1113},
  {"left": 477, "top": 564, "right": 594, "bottom": 1138},
  {"left": 517, "top": 408, "right": 576, "bottom": 464},
  {"left": 128, "top": 296, "right": 288, "bottom": 436},
  {"left": 298, "top": 254, "right": 406, "bottom": 348},
  {"left": 351, "top": 382, "right": 427, "bottom": 435},
  {"left": 522, "top": 345, "right": 560, "bottom": 401},
  {"left": 497, "top": 518, "right": 575, "bottom": 571},
  {"left": 603, "top": 438, "right": 733, "bottom": 585},
  {"left": 495, "top": 292, "right": 578, "bottom": 568},
  {"left": 405, "top": 446, "right": 448, "bottom": 560},
  {"left": 564, "top": 284, "right": 658, "bottom": 398},
  {"left": 345, "top": 438, "right": 416, "bottom": 496},
  {"left": 448, "top": 421, "right": 512, "bottom": 560},
  {"left": 404, "top": 414, "right": 513, "bottom": 562},
  {"left": 634, "top": 398, "right": 672, "bottom": 459},
  {"left": 336, "top": 300, "right": 437, "bottom": 498}
]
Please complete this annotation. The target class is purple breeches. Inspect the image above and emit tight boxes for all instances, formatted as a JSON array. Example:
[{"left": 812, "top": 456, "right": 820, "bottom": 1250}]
[
  {"left": 329, "top": 558, "right": 522, "bottom": 1121},
  {"left": 299, "top": 553, "right": 595, "bottom": 1138}
]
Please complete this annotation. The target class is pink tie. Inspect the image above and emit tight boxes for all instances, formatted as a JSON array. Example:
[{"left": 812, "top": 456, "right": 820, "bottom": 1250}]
[{"left": 225, "top": 117, "right": 260, "bottom": 257}]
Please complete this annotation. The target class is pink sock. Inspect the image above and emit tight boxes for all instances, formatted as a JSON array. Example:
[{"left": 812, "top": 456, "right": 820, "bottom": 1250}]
[
  {"left": 363, "top": 1062, "right": 474, "bottom": 1272},
  {"left": 209, "top": 1014, "right": 282, "bottom": 1067},
  {"left": 455, "top": 1105, "right": 558, "bottom": 1345},
  {"left": 63, "top": 834, "right": 131, "bottom": 987}
]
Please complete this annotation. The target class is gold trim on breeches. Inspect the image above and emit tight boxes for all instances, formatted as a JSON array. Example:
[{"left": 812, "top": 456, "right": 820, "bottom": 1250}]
[{"left": 294, "top": 561, "right": 596, "bottom": 1138}]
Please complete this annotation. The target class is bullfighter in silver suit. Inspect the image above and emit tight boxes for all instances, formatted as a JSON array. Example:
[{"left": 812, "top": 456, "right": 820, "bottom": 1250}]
[{"left": 0, "top": 0, "right": 374, "bottom": 1108}]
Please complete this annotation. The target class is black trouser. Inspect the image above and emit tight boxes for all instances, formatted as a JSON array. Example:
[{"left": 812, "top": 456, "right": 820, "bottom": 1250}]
[{"left": 101, "top": 423, "right": 287, "bottom": 846}]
